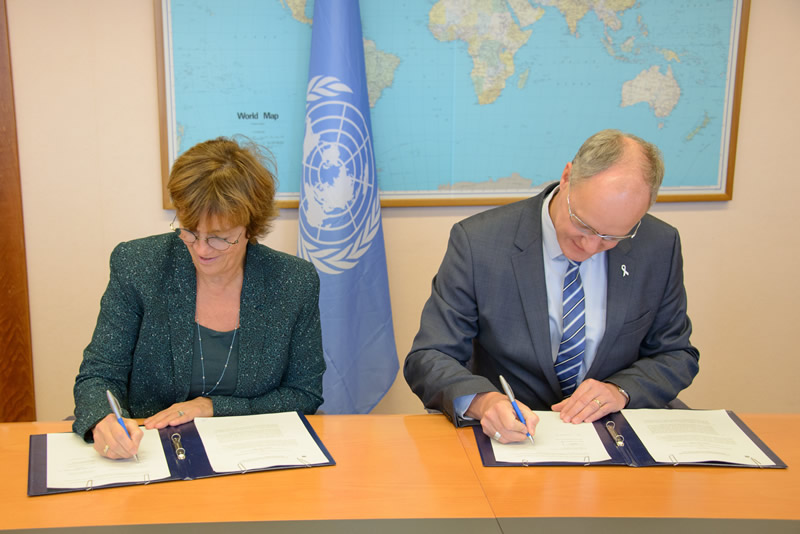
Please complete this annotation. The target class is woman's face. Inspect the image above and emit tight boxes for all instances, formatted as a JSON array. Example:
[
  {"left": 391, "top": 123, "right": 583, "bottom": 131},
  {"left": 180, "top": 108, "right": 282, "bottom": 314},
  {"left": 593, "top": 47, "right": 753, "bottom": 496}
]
[{"left": 178, "top": 215, "right": 248, "bottom": 280}]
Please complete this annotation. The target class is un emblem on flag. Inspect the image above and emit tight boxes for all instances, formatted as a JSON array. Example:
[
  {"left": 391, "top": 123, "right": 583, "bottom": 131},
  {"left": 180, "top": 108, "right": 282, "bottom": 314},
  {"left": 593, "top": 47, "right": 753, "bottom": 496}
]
[{"left": 299, "top": 76, "right": 382, "bottom": 275}]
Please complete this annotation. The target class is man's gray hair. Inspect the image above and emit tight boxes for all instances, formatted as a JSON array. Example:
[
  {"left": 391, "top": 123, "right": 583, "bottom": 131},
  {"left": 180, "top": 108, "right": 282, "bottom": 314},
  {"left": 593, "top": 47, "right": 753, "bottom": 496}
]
[{"left": 570, "top": 129, "right": 664, "bottom": 205}]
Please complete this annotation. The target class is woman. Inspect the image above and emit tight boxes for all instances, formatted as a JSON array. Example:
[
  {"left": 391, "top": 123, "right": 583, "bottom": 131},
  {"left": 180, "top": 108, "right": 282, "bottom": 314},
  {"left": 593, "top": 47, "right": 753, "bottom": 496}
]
[{"left": 73, "top": 137, "right": 325, "bottom": 459}]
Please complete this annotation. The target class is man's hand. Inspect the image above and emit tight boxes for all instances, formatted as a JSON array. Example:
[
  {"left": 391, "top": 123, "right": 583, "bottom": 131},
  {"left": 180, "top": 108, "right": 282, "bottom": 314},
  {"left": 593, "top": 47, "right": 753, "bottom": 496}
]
[
  {"left": 466, "top": 391, "right": 539, "bottom": 443},
  {"left": 551, "top": 379, "right": 626, "bottom": 423}
]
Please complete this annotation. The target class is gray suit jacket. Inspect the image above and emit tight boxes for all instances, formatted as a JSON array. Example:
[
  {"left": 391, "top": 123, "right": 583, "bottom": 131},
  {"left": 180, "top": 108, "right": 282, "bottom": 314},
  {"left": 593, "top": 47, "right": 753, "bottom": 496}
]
[
  {"left": 73, "top": 233, "right": 324, "bottom": 439},
  {"left": 404, "top": 183, "right": 699, "bottom": 426}
]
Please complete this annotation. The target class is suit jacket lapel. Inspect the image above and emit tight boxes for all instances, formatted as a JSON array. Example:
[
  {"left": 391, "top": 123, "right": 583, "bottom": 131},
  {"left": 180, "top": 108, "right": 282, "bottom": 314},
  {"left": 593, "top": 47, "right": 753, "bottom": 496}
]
[
  {"left": 510, "top": 185, "right": 561, "bottom": 393},
  {"left": 168, "top": 240, "right": 197, "bottom": 402},
  {"left": 237, "top": 244, "right": 268, "bottom": 393},
  {"left": 588, "top": 238, "right": 635, "bottom": 376}
]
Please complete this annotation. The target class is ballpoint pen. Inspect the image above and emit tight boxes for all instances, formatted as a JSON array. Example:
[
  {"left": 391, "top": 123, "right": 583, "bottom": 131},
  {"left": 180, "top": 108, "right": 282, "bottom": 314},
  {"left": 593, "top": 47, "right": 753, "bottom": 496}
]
[
  {"left": 106, "top": 389, "right": 140, "bottom": 462},
  {"left": 498, "top": 375, "right": 534, "bottom": 445}
]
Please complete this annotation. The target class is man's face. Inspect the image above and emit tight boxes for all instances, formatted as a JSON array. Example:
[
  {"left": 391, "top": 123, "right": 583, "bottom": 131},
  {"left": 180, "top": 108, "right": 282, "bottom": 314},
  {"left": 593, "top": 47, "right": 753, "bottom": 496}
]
[{"left": 550, "top": 149, "right": 651, "bottom": 263}]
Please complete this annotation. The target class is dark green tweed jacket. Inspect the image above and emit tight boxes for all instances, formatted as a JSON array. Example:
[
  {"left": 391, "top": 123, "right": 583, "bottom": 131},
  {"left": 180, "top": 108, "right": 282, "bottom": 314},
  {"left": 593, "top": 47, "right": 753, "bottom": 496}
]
[{"left": 72, "top": 233, "right": 324, "bottom": 440}]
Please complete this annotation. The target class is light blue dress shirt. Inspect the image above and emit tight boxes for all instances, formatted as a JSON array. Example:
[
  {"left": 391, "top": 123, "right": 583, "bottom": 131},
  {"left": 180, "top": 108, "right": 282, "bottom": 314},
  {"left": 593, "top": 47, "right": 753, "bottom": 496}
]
[
  {"left": 455, "top": 186, "right": 608, "bottom": 419},
  {"left": 540, "top": 186, "right": 607, "bottom": 382}
]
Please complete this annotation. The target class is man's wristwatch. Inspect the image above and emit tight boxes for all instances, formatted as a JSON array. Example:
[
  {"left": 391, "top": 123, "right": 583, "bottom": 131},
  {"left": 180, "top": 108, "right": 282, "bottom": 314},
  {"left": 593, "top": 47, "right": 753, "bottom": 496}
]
[{"left": 608, "top": 383, "right": 630, "bottom": 407}]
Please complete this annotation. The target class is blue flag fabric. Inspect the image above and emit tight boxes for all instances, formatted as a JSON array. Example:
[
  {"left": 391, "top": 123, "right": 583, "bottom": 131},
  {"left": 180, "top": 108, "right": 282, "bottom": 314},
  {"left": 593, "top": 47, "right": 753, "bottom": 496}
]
[{"left": 298, "top": 0, "right": 398, "bottom": 414}]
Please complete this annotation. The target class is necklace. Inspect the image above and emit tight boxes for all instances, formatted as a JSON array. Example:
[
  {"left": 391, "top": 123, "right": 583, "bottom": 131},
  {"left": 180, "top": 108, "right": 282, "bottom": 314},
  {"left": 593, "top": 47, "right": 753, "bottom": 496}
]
[{"left": 196, "top": 317, "right": 239, "bottom": 396}]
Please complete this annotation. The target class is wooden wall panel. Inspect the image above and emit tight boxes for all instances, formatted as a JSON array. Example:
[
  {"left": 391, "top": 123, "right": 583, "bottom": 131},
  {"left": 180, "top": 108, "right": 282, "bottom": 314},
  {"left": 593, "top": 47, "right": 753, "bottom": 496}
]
[{"left": 0, "top": 0, "right": 36, "bottom": 422}]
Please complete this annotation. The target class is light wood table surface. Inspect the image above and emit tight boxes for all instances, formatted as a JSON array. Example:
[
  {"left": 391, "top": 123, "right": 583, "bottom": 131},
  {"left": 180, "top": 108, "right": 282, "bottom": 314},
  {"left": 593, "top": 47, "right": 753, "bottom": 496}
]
[
  {"left": 1, "top": 413, "right": 798, "bottom": 533},
  {"left": 0, "top": 415, "right": 493, "bottom": 530},
  {"left": 456, "top": 413, "right": 800, "bottom": 527}
]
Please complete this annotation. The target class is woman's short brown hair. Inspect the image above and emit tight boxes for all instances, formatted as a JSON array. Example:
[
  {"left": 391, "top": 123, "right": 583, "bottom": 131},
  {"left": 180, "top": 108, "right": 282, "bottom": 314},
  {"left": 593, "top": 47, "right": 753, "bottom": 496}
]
[{"left": 168, "top": 136, "right": 278, "bottom": 243}]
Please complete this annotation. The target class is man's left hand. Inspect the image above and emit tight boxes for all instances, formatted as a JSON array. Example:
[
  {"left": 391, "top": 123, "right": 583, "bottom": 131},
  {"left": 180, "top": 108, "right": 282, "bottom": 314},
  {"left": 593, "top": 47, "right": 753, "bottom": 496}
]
[{"left": 551, "top": 379, "right": 626, "bottom": 423}]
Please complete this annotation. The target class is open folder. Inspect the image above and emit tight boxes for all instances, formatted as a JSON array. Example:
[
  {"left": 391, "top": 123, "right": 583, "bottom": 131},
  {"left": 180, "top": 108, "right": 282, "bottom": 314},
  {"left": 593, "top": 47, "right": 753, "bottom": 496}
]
[
  {"left": 28, "top": 411, "right": 335, "bottom": 496},
  {"left": 475, "top": 409, "right": 787, "bottom": 468}
]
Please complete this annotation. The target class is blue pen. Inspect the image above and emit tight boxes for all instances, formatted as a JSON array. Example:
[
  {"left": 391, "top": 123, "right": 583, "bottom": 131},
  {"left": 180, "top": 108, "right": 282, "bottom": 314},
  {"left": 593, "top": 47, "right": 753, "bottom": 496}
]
[
  {"left": 498, "top": 375, "right": 534, "bottom": 445},
  {"left": 106, "top": 390, "right": 140, "bottom": 462}
]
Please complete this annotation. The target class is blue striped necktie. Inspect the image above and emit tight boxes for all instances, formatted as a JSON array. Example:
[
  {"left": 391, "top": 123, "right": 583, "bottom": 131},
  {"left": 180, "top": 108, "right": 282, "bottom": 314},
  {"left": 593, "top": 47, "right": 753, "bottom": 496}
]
[{"left": 555, "top": 260, "right": 585, "bottom": 396}]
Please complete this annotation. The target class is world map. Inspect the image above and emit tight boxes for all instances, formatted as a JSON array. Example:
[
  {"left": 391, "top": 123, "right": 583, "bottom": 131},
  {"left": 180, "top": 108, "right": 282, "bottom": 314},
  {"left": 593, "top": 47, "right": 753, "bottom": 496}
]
[{"left": 164, "top": 0, "right": 745, "bottom": 202}]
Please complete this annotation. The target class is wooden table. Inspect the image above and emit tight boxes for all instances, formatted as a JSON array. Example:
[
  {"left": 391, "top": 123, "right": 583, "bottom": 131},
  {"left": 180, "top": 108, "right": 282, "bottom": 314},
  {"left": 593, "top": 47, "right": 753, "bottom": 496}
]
[
  {"left": 457, "top": 413, "right": 800, "bottom": 534},
  {"left": 1, "top": 413, "right": 798, "bottom": 533}
]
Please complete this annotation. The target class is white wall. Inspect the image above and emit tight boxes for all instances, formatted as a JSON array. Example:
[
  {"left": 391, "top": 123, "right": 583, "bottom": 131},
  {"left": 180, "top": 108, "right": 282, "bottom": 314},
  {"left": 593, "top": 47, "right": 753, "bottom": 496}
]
[{"left": 7, "top": 0, "right": 799, "bottom": 420}]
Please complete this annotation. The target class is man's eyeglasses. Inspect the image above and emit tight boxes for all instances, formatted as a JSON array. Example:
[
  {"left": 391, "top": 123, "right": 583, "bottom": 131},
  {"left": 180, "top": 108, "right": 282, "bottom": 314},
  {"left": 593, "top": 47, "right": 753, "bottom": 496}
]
[
  {"left": 566, "top": 189, "right": 641, "bottom": 242},
  {"left": 170, "top": 216, "right": 242, "bottom": 251}
]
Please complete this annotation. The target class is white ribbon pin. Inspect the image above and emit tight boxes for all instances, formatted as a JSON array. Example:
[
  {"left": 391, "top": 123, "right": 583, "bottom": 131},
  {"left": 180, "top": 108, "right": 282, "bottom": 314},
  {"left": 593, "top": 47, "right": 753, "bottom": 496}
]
[{"left": 621, "top": 265, "right": 630, "bottom": 277}]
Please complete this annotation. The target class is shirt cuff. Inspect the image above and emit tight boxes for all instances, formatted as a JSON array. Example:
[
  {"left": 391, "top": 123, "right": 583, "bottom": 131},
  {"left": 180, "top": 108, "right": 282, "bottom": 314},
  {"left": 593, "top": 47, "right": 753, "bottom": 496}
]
[{"left": 454, "top": 393, "right": 477, "bottom": 421}]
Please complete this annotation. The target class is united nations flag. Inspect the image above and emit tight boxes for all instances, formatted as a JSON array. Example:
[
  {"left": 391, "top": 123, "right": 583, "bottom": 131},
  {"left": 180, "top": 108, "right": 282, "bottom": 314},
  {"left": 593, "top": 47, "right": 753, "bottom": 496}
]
[{"left": 298, "top": 0, "right": 398, "bottom": 414}]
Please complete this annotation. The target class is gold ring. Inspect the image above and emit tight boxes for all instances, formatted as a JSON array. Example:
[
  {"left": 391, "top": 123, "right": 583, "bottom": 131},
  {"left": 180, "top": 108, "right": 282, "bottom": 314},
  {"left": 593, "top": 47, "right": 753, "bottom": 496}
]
[
  {"left": 103, "top": 444, "right": 110, "bottom": 455},
  {"left": 593, "top": 398, "right": 603, "bottom": 408}
]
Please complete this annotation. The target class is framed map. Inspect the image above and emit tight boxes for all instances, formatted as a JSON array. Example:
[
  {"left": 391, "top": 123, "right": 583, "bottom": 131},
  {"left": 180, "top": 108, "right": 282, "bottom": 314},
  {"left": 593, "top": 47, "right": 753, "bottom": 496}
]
[{"left": 155, "top": 0, "right": 750, "bottom": 207}]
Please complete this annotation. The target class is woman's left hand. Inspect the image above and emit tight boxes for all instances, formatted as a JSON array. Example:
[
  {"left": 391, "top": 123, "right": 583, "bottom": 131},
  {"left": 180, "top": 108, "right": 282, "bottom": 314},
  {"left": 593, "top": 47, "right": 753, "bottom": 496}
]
[{"left": 143, "top": 397, "right": 214, "bottom": 429}]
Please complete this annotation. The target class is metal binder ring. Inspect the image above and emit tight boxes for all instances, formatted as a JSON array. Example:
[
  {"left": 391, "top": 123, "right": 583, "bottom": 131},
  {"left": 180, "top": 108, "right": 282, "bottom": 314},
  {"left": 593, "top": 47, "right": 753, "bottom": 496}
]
[
  {"left": 171, "top": 433, "right": 186, "bottom": 460},
  {"left": 605, "top": 420, "right": 624, "bottom": 447}
]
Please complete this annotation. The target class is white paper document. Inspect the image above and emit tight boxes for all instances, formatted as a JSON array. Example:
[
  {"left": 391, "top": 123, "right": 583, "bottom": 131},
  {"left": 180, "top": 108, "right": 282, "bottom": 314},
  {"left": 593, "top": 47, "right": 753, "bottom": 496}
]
[
  {"left": 621, "top": 409, "right": 775, "bottom": 466},
  {"left": 193, "top": 412, "right": 329, "bottom": 473},
  {"left": 490, "top": 411, "right": 611, "bottom": 464},
  {"left": 46, "top": 428, "right": 171, "bottom": 489}
]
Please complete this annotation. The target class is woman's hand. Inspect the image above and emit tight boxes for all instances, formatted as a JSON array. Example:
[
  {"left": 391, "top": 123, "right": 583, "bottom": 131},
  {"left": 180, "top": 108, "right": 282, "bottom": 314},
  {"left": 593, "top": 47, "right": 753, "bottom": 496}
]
[
  {"left": 143, "top": 397, "right": 214, "bottom": 429},
  {"left": 92, "top": 413, "right": 143, "bottom": 459}
]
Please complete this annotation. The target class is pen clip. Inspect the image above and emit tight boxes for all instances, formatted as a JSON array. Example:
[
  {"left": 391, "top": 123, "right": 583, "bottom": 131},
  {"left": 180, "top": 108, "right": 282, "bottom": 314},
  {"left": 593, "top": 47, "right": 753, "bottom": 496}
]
[
  {"left": 106, "top": 390, "right": 123, "bottom": 418},
  {"left": 171, "top": 433, "right": 186, "bottom": 460},
  {"left": 498, "top": 375, "right": 515, "bottom": 402}
]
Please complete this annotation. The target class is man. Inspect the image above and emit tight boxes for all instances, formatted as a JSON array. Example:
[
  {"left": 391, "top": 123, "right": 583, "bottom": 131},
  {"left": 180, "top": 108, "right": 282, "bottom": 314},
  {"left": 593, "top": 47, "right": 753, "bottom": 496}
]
[{"left": 404, "top": 129, "right": 699, "bottom": 444}]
